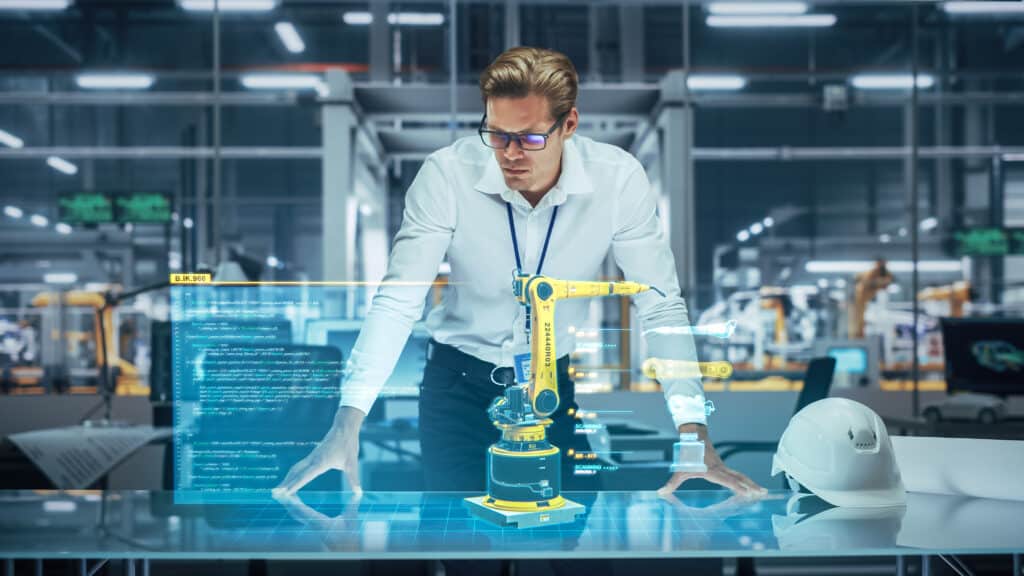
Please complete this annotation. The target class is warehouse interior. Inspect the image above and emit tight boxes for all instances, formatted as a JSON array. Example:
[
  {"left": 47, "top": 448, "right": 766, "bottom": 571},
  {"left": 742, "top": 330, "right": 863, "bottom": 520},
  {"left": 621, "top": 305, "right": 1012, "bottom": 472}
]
[{"left": 1, "top": 0, "right": 1023, "bottom": 575}]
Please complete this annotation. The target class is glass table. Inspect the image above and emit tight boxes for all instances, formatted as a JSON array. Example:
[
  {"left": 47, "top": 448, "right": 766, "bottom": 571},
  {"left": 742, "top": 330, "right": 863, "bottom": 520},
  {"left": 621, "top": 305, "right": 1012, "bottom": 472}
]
[{"left": 1, "top": 490, "right": 1022, "bottom": 561}]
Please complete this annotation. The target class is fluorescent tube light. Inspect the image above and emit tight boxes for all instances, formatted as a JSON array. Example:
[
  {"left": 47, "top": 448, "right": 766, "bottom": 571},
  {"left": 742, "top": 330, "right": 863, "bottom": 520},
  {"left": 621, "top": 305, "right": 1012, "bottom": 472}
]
[
  {"left": 274, "top": 22, "right": 305, "bottom": 53},
  {"left": 4, "top": 205, "right": 23, "bottom": 219},
  {"left": 30, "top": 214, "right": 49, "bottom": 227},
  {"left": 44, "top": 272, "right": 78, "bottom": 284},
  {"left": 46, "top": 156, "right": 78, "bottom": 175},
  {"left": 851, "top": 74, "right": 935, "bottom": 90},
  {"left": 0, "top": 128, "right": 24, "bottom": 149},
  {"left": 342, "top": 11, "right": 444, "bottom": 26},
  {"left": 76, "top": 73, "right": 155, "bottom": 90},
  {"left": 688, "top": 74, "right": 747, "bottom": 90},
  {"left": 736, "top": 230, "right": 751, "bottom": 242},
  {"left": 805, "top": 260, "right": 962, "bottom": 274},
  {"left": 388, "top": 12, "right": 444, "bottom": 25},
  {"left": 178, "top": 0, "right": 277, "bottom": 12},
  {"left": 240, "top": 73, "right": 323, "bottom": 90},
  {"left": 55, "top": 222, "right": 72, "bottom": 234},
  {"left": 706, "top": 14, "right": 836, "bottom": 27},
  {"left": 0, "top": 0, "right": 71, "bottom": 10},
  {"left": 943, "top": 1, "right": 1024, "bottom": 14},
  {"left": 708, "top": 2, "right": 808, "bottom": 15}
]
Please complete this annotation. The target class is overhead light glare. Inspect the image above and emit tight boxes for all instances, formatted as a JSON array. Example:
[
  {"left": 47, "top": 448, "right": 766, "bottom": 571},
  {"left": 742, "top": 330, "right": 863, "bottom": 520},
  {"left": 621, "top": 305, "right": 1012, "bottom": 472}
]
[
  {"left": 706, "top": 14, "right": 836, "bottom": 27},
  {"left": 688, "top": 74, "right": 747, "bottom": 91},
  {"left": 75, "top": 73, "right": 155, "bottom": 90},
  {"left": 177, "top": 0, "right": 277, "bottom": 12},
  {"left": 274, "top": 22, "right": 305, "bottom": 53},
  {"left": 240, "top": 73, "right": 324, "bottom": 92},
  {"left": 46, "top": 156, "right": 78, "bottom": 175},
  {"left": 805, "top": 260, "right": 962, "bottom": 274},
  {"left": 44, "top": 272, "right": 78, "bottom": 284},
  {"left": 0, "top": 0, "right": 71, "bottom": 10},
  {"left": 851, "top": 73, "right": 935, "bottom": 90},
  {"left": 943, "top": 1, "right": 1024, "bottom": 14},
  {"left": 342, "top": 11, "right": 445, "bottom": 26},
  {"left": 0, "top": 129, "right": 24, "bottom": 149}
]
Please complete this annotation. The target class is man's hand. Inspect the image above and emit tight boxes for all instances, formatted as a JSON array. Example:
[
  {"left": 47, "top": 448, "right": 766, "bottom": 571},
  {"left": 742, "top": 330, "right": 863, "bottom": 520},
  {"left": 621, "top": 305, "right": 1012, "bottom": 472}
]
[
  {"left": 657, "top": 423, "right": 766, "bottom": 498},
  {"left": 273, "top": 406, "right": 365, "bottom": 498}
]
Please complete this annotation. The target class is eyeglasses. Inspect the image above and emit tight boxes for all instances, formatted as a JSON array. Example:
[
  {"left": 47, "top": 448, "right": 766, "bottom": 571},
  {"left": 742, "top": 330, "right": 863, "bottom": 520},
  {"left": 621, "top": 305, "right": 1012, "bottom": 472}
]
[{"left": 478, "top": 112, "right": 568, "bottom": 151}]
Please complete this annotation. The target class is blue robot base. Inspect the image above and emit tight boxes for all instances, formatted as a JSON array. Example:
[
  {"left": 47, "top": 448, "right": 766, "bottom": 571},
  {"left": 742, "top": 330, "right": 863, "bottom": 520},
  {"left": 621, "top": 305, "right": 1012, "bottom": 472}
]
[{"left": 464, "top": 495, "right": 585, "bottom": 529}]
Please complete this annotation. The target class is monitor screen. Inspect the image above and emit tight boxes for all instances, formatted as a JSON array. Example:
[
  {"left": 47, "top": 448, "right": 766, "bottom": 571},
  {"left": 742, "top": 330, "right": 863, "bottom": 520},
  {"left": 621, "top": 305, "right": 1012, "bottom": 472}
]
[
  {"left": 941, "top": 318, "right": 1024, "bottom": 395},
  {"left": 827, "top": 347, "right": 868, "bottom": 375}
]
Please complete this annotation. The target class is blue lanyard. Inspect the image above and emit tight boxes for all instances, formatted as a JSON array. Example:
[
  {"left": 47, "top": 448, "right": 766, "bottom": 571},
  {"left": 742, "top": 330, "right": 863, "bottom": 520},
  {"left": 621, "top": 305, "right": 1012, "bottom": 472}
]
[{"left": 506, "top": 202, "right": 558, "bottom": 276}]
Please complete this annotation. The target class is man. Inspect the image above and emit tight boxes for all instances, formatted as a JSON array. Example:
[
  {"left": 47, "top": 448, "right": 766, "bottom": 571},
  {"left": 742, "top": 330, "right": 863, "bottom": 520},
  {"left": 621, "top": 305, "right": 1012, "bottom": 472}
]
[{"left": 275, "top": 47, "right": 763, "bottom": 503}]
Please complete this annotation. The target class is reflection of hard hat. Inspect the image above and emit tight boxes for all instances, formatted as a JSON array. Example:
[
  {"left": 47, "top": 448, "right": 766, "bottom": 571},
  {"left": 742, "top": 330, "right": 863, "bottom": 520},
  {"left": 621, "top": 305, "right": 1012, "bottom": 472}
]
[
  {"left": 772, "top": 398, "right": 905, "bottom": 508},
  {"left": 771, "top": 494, "right": 904, "bottom": 551}
]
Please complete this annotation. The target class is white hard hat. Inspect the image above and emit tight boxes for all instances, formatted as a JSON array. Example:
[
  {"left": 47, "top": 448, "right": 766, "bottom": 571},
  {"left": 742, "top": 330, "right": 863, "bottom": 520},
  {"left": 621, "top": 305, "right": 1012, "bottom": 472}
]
[{"left": 771, "top": 398, "right": 906, "bottom": 508}]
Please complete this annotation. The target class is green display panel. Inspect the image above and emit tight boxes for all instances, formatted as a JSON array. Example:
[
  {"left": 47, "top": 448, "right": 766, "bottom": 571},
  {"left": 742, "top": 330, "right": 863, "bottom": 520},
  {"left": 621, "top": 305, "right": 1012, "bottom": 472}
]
[
  {"left": 953, "top": 228, "right": 1024, "bottom": 256},
  {"left": 115, "top": 192, "right": 172, "bottom": 223},
  {"left": 58, "top": 192, "right": 114, "bottom": 224},
  {"left": 953, "top": 228, "right": 1009, "bottom": 256}
]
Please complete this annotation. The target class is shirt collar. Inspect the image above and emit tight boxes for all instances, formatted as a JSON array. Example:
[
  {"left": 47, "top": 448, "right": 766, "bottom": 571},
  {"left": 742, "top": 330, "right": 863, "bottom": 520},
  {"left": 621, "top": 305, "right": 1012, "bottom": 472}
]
[{"left": 474, "top": 138, "right": 593, "bottom": 209}]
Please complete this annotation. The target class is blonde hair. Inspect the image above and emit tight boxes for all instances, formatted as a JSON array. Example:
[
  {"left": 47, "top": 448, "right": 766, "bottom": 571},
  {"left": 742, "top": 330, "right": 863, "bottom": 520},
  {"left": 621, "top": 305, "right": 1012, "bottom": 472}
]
[{"left": 479, "top": 47, "right": 578, "bottom": 120}]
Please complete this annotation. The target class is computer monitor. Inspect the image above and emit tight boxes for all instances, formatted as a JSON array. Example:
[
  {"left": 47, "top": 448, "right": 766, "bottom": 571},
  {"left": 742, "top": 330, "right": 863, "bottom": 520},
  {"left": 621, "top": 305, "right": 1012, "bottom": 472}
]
[
  {"left": 813, "top": 338, "right": 880, "bottom": 388},
  {"left": 828, "top": 347, "right": 868, "bottom": 375},
  {"left": 941, "top": 317, "right": 1024, "bottom": 396},
  {"left": 304, "top": 319, "right": 430, "bottom": 397}
]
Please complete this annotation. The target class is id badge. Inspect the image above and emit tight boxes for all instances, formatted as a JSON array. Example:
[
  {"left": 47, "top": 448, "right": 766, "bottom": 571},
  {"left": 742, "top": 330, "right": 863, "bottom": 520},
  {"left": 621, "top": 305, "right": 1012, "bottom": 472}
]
[{"left": 513, "top": 345, "right": 532, "bottom": 385}]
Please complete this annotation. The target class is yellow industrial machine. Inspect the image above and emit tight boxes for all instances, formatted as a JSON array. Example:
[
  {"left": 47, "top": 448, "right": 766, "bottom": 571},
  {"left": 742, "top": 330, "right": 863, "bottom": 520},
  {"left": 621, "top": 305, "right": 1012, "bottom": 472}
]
[
  {"left": 918, "top": 281, "right": 971, "bottom": 318},
  {"left": 464, "top": 274, "right": 660, "bottom": 528},
  {"left": 30, "top": 291, "right": 143, "bottom": 394},
  {"left": 848, "top": 260, "right": 894, "bottom": 339}
]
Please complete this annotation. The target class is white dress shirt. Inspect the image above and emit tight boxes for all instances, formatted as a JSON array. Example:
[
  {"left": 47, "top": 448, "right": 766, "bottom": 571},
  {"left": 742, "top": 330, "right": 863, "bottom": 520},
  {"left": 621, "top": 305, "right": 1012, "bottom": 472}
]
[{"left": 340, "top": 135, "right": 706, "bottom": 427}]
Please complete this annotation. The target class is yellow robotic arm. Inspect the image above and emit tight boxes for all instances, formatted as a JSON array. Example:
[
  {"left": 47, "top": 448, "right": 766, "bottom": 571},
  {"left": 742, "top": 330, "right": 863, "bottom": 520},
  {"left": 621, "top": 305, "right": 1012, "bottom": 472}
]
[{"left": 514, "top": 275, "right": 659, "bottom": 417}]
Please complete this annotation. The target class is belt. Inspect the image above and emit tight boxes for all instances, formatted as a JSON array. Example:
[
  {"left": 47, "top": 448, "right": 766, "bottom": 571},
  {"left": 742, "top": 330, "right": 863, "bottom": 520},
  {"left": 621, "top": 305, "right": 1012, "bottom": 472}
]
[{"left": 426, "top": 339, "right": 571, "bottom": 387}]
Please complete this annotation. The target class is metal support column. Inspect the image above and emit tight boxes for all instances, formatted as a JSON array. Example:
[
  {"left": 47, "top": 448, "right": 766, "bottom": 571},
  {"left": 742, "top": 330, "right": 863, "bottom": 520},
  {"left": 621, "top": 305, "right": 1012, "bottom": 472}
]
[
  {"left": 990, "top": 155, "right": 1005, "bottom": 304},
  {"left": 322, "top": 70, "right": 358, "bottom": 293},
  {"left": 504, "top": 0, "right": 520, "bottom": 49},
  {"left": 909, "top": 5, "right": 921, "bottom": 418},
  {"left": 658, "top": 70, "right": 698, "bottom": 307},
  {"left": 619, "top": 6, "right": 644, "bottom": 83},
  {"left": 370, "top": 1, "right": 390, "bottom": 83},
  {"left": 212, "top": 0, "right": 223, "bottom": 265}
]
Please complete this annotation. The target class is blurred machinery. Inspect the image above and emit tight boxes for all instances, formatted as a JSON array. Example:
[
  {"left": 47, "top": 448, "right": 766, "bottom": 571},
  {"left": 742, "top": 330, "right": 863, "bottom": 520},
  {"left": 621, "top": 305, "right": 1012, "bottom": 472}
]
[{"left": 22, "top": 290, "right": 144, "bottom": 395}]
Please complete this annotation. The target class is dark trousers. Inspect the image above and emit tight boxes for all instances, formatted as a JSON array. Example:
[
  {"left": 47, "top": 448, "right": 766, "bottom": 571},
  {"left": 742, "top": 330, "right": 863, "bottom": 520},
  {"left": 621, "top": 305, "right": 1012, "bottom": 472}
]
[{"left": 417, "top": 340, "right": 604, "bottom": 576}]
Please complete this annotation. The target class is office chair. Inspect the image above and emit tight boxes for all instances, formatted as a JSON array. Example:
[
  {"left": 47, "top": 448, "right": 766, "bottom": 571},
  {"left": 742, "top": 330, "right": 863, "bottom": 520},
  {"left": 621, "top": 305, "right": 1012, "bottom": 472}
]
[{"left": 714, "top": 356, "right": 837, "bottom": 462}]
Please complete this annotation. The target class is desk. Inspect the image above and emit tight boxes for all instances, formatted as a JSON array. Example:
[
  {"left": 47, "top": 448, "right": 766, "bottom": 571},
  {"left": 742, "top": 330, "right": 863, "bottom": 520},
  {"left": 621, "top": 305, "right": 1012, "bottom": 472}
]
[{"left": 1, "top": 489, "right": 1022, "bottom": 564}]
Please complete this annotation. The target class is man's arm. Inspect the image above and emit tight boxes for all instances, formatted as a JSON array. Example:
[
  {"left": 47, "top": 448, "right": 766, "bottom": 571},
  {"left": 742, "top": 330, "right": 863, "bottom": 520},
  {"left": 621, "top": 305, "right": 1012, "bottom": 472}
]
[
  {"left": 610, "top": 162, "right": 764, "bottom": 497},
  {"left": 275, "top": 154, "right": 455, "bottom": 496}
]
